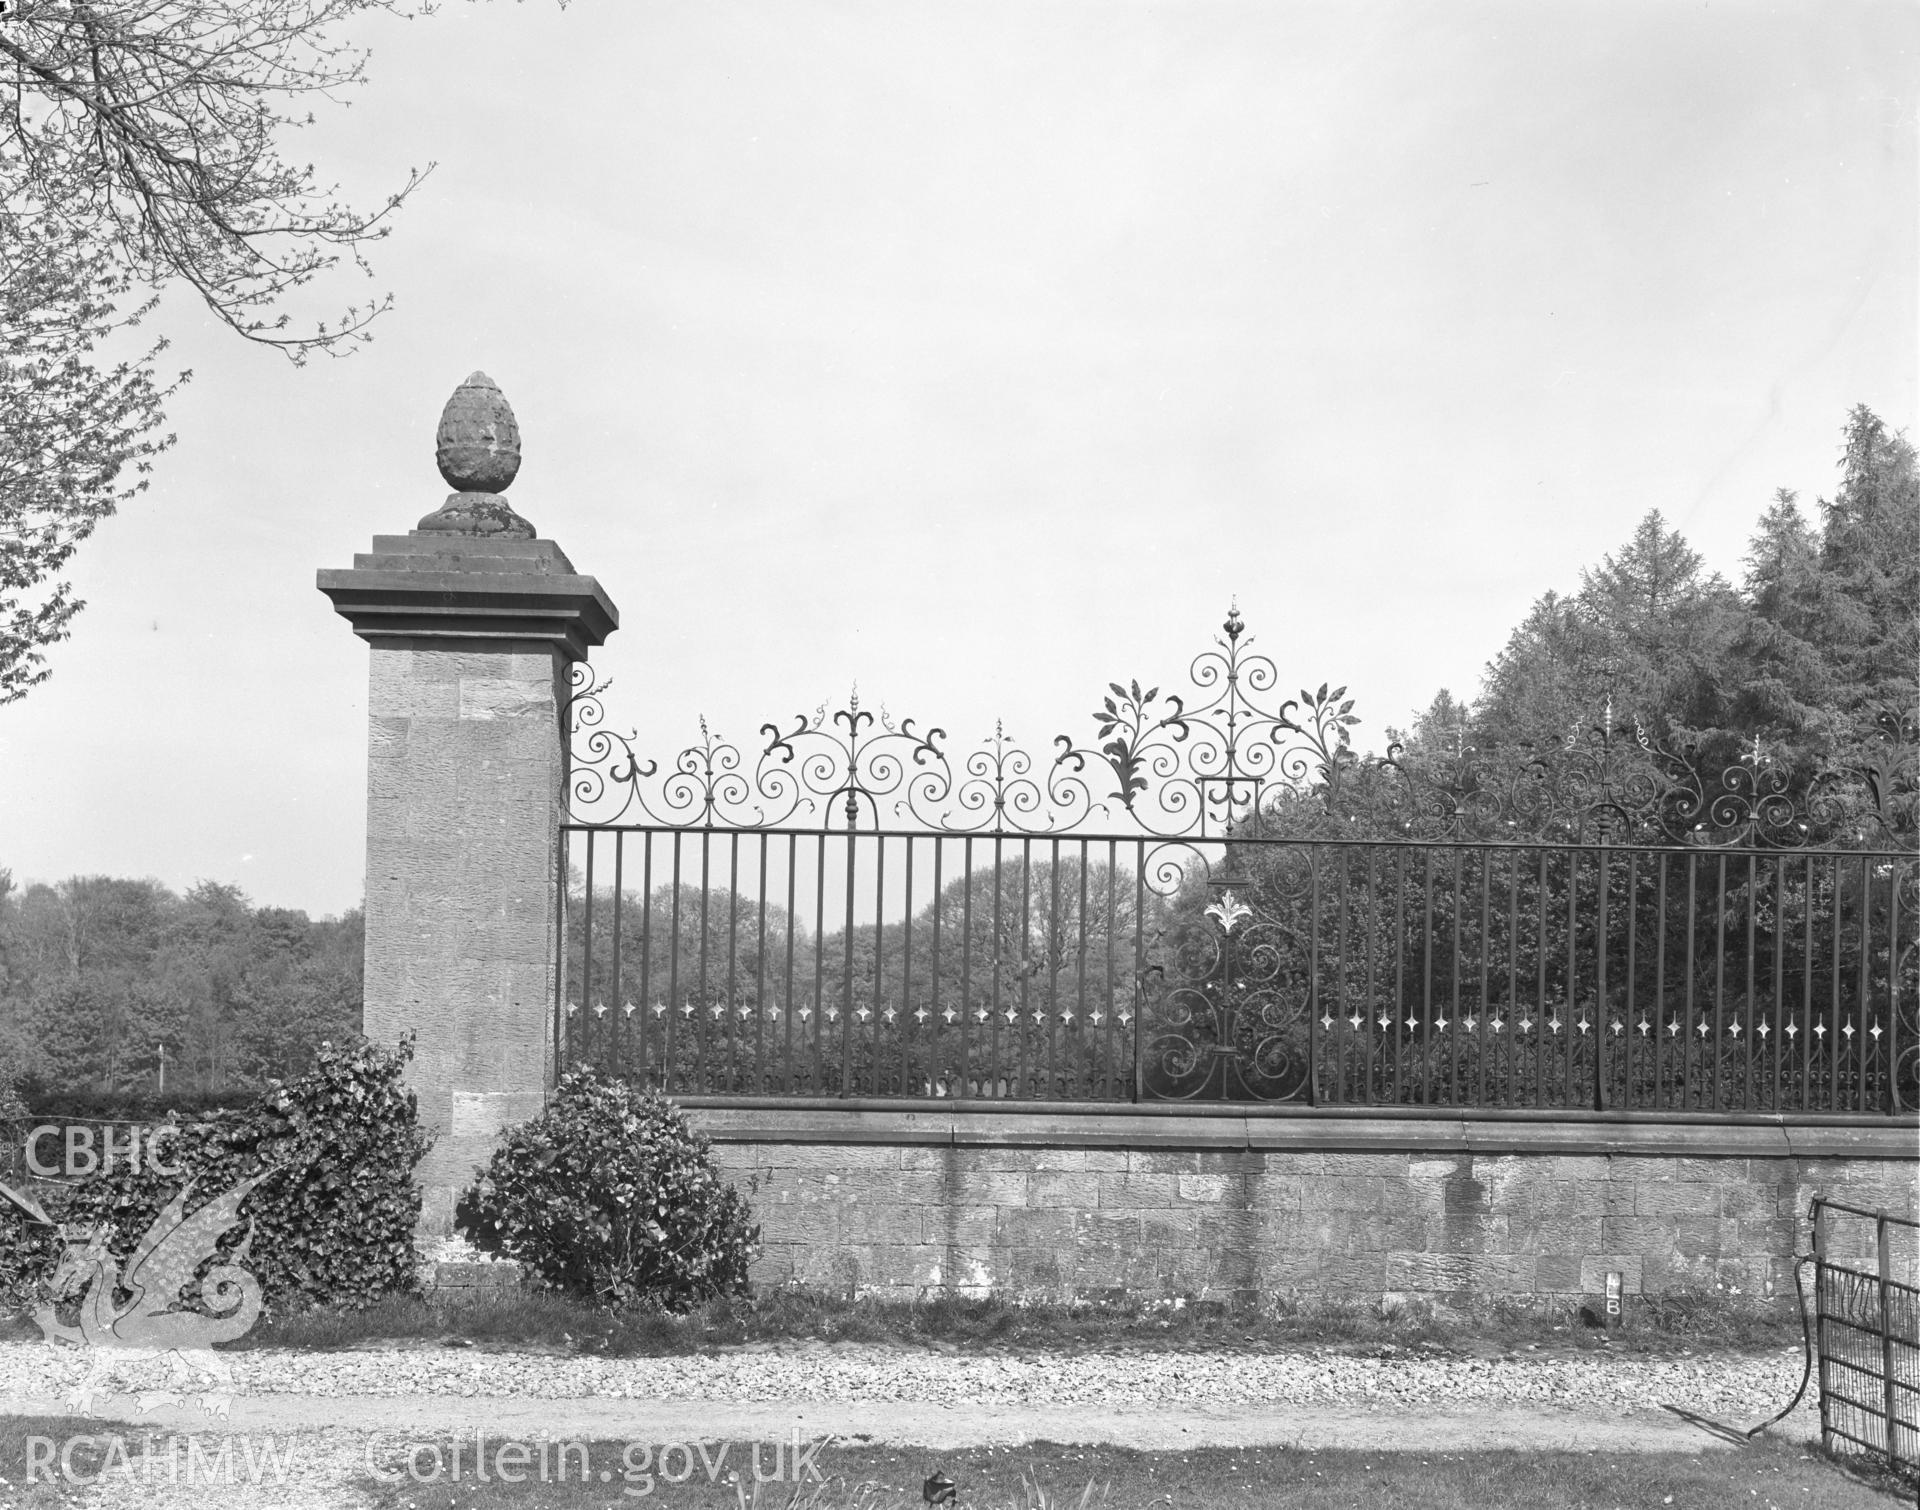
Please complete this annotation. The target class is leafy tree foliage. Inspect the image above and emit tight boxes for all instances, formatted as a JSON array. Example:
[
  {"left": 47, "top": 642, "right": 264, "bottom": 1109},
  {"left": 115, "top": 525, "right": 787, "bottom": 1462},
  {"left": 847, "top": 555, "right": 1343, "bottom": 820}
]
[
  {"left": 1473, "top": 512, "right": 1740, "bottom": 757},
  {"left": 0, "top": 868, "right": 363, "bottom": 1101},
  {"left": 0, "top": 1, "right": 552, "bottom": 696},
  {"left": 0, "top": 219, "right": 179, "bottom": 701},
  {"left": 1272, "top": 406, "right": 1917, "bottom": 846},
  {"left": 1, "top": 0, "right": 436, "bottom": 354}
]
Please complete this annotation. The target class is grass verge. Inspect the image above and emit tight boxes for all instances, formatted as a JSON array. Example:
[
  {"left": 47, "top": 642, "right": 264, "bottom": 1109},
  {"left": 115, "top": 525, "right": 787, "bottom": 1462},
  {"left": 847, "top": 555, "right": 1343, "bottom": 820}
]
[
  {"left": 346, "top": 1435, "right": 1905, "bottom": 1509},
  {"left": 203, "top": 1283, "right": 1797, "bottom": 1360}
]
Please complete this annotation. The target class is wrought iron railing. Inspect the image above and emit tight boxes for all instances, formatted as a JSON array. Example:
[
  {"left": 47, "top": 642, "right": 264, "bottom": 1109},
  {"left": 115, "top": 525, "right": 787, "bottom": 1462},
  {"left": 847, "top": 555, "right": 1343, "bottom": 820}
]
[
  {"left": 557, "top": 826, "right": 1914, "bottom": 1110},
  {"left": 1812, "top": 1199, "right": 1920, "bottom": 1471},
  {"left": 556, "top": 609, "right": 1918, "bottom": 1112}
]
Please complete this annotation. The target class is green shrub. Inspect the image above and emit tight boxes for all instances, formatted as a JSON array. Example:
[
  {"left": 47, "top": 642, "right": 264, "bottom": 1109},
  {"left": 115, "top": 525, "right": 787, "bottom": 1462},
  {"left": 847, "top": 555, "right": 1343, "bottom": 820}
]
[
  {"left": 0, "top": 1037, "right": 429, "bottom": 1318},
  {"left": 453, "top": 1071, "right": 758, "bottom": 1311}
]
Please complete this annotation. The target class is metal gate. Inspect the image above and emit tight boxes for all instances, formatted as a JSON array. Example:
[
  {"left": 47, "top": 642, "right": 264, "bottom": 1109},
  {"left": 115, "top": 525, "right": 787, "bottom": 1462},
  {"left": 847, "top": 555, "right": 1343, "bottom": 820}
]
[{"left": 1812, "top": 1198, "right": 1920, "bottom": 1471}]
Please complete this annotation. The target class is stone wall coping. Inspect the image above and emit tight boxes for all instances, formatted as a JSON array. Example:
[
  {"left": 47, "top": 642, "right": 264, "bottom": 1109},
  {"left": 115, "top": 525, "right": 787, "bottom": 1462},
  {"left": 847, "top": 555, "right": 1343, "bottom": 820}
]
[
  {"left": 317, "top": 561, "right": 618, "bottom": 659},
  {"left": 681, "top": 1103, "right": 1919, "bottom": 1160}
]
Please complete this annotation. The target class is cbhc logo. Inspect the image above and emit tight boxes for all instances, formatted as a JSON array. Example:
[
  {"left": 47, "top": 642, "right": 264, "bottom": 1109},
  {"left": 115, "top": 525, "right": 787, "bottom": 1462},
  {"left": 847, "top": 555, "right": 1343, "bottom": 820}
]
[{"left": 23, "top": 1125, "right": 183, "bottom": 1177}]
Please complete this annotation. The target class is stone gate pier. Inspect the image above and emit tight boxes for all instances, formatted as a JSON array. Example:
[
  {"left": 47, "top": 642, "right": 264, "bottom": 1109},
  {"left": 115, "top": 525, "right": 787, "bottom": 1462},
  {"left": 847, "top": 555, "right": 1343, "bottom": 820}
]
[{"left": 319, "top": 373, "right": 616, "bottom": 1235}]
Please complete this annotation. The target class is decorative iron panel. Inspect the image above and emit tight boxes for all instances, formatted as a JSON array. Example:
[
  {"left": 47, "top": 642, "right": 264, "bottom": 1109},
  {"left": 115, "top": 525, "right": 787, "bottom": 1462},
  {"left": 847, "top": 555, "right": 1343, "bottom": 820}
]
[{"left": 557, "top": 609, "right": 1917, "bottom": 1109}]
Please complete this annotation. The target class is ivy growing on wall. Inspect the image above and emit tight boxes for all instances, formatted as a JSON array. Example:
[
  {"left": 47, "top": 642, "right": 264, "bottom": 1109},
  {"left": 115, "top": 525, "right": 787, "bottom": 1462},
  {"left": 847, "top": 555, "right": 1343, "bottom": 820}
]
[{"left": 1, "top": 1037, "right": 429, "bottom": 1317}]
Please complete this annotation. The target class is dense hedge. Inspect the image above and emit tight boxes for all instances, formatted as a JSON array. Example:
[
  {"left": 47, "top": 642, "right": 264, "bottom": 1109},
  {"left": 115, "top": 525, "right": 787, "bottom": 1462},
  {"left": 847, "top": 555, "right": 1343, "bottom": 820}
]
[
  {"left": 0, "top": 1038, "right": 429, "bottom": 1318},
  {"left": 14, "top": 1085, "right": 248, "bottom": 1122},
  {"left": 455, "top": 1070, "right": 758, "bottom": 1311}
]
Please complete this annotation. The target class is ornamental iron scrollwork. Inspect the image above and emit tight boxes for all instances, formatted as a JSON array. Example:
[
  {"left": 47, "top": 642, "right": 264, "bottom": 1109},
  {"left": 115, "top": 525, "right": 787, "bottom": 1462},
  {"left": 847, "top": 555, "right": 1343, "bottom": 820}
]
[
  {"left": 1375, "top": 708, "right": 1916, "bottom": 849},
  {"left": 566, "top": 605, "right": 1914, "bottom": 850},
  {"left": 1051, "top": 604, "right": 1359, "bottom": 839},
  {"left": 567, "top": 605, "right": 1350, "bottom": 837},
  {"left": 1137, "top": 849, "right": 1316, "bottom": 1102}
]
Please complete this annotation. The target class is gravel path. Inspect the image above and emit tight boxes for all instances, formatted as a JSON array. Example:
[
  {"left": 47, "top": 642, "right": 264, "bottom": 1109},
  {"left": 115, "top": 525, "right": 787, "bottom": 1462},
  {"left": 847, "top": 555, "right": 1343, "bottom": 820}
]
[
  {"left": 0, "top": 1340, "right": 1823, "bottom": 1510},
  {"left": 0, "top": 1338, "right": 1817, "bottom": 1427}
]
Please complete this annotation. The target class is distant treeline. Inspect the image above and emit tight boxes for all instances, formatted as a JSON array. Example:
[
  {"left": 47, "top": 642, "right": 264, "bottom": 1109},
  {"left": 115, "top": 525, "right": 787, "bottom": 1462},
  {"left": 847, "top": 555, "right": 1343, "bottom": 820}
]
[{"left": 0, "top": 873, "right": 362, "bottom": 1104}]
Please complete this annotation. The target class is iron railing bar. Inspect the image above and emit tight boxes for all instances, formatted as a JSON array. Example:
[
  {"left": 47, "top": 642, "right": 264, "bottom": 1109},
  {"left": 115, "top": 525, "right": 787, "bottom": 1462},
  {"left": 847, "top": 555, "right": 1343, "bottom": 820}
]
[
  {"left": 639, "top": 833, "right": 654, "bottom": 1087},
  {"left": 1684, "top": 856, "right": 1698, "bottom": 1112},
  {"left": 1333, "top": 852, "right": 1349, "bottom": 1106},
  {"left": 991, "top": 837, "right": 1004, "bottom": 1097},
  {"left": 902, "top": 836, "right": 915, "bottom": 1098},
  {"left": 1745, "top": 852, "right": 1756, "bottom": 1110},
  {"left": 1803, "top": 854, "right": 1815, "bottom": 1113},
  {"left": 726, "top": 831, "right": 740, "bottom": 1092},
  {"left": 755, "top": 836, "right": 769, "bottom": 1094},
  {"left": 1830, "top": 853, "right": 1843, "bottom": 1113},
  {"left": 1771, "top": 853, "right": 1783, "bottom": 1113},
  {"left": 1505, "top": 850, "right": 1517, "bottom": 1108},
  {"left": 1132, "top": 840, "right": 1147, "bottom": 1102},
  {"left": 1654, "top": 853, "right": 1667, "bottom": 1112},
  {"left": 1365, "top": 850, "right": 1381, "bottom": 1104},
  {"left": 553, "top": 831, "right": 569, "bottom": 1079},
  {"left": 873, "top": 834, "right": 887, "bottom": 1095},
  {"left": 811, "top": 835, "right": 827, "bottom": 1096},
  {"left": 1623, "top": 851, "right": 1636, "bottom": 1109},
  {"left": 1395, "top": 848, "right": 1408, "bottom": 1106},
  {"left": 1104, "top": 838, "right": 1118, "bottom": 1100},
  {"left": 1891, "top": 858, "right": 1906, "bottom": 1114},
  {"left": 1535, "top": 850, "right": 1548, "bottom": 1109},
  {"left": 931, "top": 837, "right": 944, "bottom": 1093},
  {"left": 1565, "top": 850, "right": 1578, "bottom": 1110},
  {"left": 1595, "top": 842, "right": 1609, "bottom": 1112},
  {"left": 782, "top": 834, "right": 796, "bottom": 1094},
  {"left": 1448, "top": 848, "right": 1461, "bottom": 1105},
  {"left": 1019, "top": 836, "right": 1034, "bottom": 1099},
  {"left": 581, "top": 830, "right": 596, "bottom": 1065},
  {"left": 611, "top": 833, "right": 625, "bottom": 1076},
  {"left": 1477, "top": 849, "right": 1491, "bottom": 1108},
  {"left": 1307, "top": 847, "right": 1321, "bottom": 1106},
  {"left": 840, "top": 831, "right": 857, "bottom": 1096},
  {"left": 698, "top": 830, "right": 713, "bottom": 1093},
  {"left": 1075, "top": 841, "right": 1089, "bottom": 1100},
  {"left": 962, "top": 836, "right": 974, "bottom": 1097},
  {"left": 1850, "top": 860, "right": 1866, "bottom": 1106},
  {"left": 667, "top": 832, "right": 683, "bottom": 1095},
  {"left": 1047, "top": 838, "right": 1062, "bottom": 1102},
  {"left": 1420, "top": 845, "right": 1436, "bottom": 1106}
]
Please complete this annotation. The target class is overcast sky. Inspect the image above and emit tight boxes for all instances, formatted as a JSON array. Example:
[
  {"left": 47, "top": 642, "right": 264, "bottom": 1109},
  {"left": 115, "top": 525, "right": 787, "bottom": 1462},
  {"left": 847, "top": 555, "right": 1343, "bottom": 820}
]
[{"left": 1, "top": 0, "right": 1913, "bottom": 918}]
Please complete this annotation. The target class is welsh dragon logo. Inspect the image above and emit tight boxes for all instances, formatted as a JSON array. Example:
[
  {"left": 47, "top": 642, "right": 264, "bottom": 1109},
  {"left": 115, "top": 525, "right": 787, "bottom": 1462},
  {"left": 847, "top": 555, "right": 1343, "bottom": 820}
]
[{"left": 2, "top": 1170, "right": 273, "bottom": 1417}]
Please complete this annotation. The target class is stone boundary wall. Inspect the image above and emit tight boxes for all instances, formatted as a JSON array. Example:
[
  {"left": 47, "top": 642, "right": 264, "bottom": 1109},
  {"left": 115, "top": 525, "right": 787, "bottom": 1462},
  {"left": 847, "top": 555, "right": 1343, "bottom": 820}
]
[{"left": 687, "top": 1108, "right": 1920, "bottom": 1304}]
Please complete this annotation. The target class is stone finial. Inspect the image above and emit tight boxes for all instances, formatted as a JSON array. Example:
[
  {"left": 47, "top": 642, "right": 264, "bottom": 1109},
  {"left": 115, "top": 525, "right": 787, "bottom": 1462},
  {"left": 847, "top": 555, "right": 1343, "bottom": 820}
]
[
  {"left": 416, "top": 372, "right": 536, "bottom": 538},
  {"left": 436, "top": 371, "right": 520, "bottom": 491}
]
